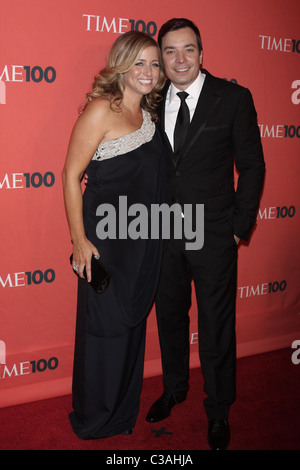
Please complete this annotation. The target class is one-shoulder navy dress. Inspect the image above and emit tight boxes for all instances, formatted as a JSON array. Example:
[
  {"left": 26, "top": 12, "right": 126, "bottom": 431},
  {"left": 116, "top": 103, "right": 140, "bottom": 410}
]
[{"left": 69, "top": 110, "right": 164, "bottom": 439}]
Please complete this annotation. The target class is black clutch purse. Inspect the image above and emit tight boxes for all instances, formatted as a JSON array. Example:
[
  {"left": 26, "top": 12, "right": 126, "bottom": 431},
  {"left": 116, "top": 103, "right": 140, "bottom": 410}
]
[{"left": 70, "top": 254, "right": 110, "bottom": 293}]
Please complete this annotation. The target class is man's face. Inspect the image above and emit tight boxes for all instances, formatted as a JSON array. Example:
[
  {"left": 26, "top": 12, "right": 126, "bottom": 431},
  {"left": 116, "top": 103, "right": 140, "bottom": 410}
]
[{"left": 161, "top": 27, "right": 202, "bottom": 90}]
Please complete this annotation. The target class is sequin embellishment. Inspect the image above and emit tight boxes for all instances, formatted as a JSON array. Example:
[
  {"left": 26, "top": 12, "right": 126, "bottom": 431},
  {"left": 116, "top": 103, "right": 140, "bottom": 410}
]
[{"left": 92, "top": 109, "right": 155, "bottom": 161}]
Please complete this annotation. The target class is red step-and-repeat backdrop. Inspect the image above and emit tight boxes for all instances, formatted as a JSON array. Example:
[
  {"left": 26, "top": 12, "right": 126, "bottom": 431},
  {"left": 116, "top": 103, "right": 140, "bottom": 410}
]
[{"left": 1, "top": 0, "right": 299, "bottom": 407}]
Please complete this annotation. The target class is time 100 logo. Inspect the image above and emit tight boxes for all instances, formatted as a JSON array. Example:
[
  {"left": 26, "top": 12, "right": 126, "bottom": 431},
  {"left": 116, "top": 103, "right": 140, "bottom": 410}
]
[
  {"left": 23, "top": 66, "right": 56, "bottom": 83},
  {"left": 129, "top": 19, "right": 157, "bottom": 37},
  {"left": 83, "top": 15, "right": 157, "bottom": 36}
]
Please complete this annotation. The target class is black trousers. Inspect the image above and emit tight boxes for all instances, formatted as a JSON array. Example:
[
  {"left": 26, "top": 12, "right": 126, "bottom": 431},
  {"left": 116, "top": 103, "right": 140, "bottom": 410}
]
[{"left": 155, "top": 235, "right": 237, "bottom": 420}]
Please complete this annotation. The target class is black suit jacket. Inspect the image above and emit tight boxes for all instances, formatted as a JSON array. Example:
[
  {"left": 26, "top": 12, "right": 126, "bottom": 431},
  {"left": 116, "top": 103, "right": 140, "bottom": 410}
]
[{"left": 158, "top": 69, "right": 265, "bottom": 243}]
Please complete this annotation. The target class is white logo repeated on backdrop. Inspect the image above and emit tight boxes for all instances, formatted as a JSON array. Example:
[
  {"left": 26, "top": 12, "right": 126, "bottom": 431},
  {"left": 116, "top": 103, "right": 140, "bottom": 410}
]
[
  {"left": 259, "top": 35, "right": 300, "bottom": 53},
  {"left": 0, "top": 65, "right": 56, "bottom": 105},
  {"left": 82, "top": 14, "right": 157, "bottom": 37},
  {"left": 0, "top": 340, "right": 59, "bottom": 381}
]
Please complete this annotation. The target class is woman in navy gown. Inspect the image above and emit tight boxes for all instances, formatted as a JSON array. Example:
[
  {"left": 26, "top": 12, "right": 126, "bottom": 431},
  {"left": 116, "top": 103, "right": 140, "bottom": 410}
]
[{"left": 62, "top": 31, "right": 165, "bottom": 439}]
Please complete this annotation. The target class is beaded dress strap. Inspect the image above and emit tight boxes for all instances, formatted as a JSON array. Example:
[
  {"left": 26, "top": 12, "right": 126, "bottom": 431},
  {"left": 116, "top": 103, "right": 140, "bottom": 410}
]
[{"left": 92, "top": 109, "right": 155, "bottom": 161}]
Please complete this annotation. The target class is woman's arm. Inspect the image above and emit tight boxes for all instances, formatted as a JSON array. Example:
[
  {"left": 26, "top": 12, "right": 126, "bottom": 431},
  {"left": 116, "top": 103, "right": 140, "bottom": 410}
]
[{"left": 62, "top": 98, "right": 110, "bottom": 282}]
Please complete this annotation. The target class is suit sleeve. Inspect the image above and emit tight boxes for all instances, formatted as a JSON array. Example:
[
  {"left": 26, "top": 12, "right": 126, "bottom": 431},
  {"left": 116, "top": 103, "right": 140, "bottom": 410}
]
[{"left": 232, "top": 87, "right": 265, "bottom": 241}]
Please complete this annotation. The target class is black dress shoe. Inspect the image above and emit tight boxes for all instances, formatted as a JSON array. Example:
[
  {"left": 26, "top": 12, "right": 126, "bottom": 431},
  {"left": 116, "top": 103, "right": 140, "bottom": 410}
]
[
  {"left": 146, "top": 392, "right": 187, "bottom": 423},
  {"left": 208, "top": 418, "right": 230, "bottom": 450}
]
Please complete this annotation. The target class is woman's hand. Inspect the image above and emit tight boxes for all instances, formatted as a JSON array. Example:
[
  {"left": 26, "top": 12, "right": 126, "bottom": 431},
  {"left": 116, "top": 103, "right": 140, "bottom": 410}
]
[
  {"left": 62, "top": 98, "right": 111, "bottom": 284},
  {"left": 72, "top": 238, "right": 100, "bottom": 283}
]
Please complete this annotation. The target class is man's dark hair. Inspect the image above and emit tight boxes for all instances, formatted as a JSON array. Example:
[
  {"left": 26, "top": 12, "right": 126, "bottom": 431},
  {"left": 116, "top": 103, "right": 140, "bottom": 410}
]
[{"left": 158, "top": 18, "right": 203, "bottom": 53}]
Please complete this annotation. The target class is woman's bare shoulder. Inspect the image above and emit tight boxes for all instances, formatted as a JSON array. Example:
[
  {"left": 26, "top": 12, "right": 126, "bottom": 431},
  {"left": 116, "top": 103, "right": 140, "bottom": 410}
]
[
  {"left": 83, "top": 96, "right": 112, "bottom": 119},
  {"left": 74, "top": 97, "right": 115, "bottom": 138}
]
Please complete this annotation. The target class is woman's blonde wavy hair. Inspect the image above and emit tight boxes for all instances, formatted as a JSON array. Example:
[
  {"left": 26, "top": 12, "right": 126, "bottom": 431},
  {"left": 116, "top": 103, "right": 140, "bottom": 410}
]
[{"left": 81, "top": 31, "right": 166, "bottom": 121}]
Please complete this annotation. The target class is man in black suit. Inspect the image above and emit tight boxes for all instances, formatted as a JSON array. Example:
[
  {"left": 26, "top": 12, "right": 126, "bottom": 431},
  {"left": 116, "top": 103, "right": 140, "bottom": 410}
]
[{"left": 146, "top": 18, "right": 265, "bottom": 450}]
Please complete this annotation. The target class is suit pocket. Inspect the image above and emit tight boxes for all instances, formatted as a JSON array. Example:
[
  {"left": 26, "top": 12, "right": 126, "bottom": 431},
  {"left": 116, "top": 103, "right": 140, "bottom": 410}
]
[
  {"left": 203, "top": 124, "right": 229, "bottom": 131},
  {"left": 204, "top": 205, "right": 236, "bottom": 249}
]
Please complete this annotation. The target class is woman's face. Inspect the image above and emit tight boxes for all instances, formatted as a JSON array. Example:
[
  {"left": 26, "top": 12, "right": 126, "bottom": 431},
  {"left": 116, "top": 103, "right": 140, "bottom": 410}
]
[{"left": 123, "top": 46, "right": 161, "bottom": 97}]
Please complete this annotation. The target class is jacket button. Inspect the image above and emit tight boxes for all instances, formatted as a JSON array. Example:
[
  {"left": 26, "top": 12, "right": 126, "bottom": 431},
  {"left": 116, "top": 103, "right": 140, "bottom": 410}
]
[{"left": 175, "top": 171, "right": 180, "bottom": 176}]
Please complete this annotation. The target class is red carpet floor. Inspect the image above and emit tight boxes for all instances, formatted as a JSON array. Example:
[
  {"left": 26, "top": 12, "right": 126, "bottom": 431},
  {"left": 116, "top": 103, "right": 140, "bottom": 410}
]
[{"left": 0, "top": 348, "right": 299, "bottom": 451}]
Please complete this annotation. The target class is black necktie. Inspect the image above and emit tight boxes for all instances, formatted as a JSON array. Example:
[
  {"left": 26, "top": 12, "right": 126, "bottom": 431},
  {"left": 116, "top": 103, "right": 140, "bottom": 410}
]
[{"left": 173, "top": 91, "right": 190, "bottom": 160}]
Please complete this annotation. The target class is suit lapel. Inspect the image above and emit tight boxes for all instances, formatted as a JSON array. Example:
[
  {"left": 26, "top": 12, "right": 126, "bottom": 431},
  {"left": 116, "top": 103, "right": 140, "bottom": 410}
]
[
  {"left": 176, "top": 71, "right": 221, "bottom": 165},
  {"left": 160, "top": 71, "right": 222, "bottom": 168},
  {"left": 158, "top": 92, "right": 174, "bottom": 157}
]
